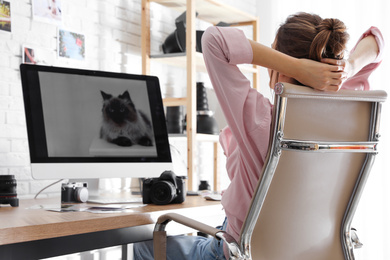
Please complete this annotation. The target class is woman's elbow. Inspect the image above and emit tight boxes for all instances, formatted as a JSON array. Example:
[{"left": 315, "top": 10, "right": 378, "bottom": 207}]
[{"left": 201, "top": 26, "right": 220, "bottom": 53}]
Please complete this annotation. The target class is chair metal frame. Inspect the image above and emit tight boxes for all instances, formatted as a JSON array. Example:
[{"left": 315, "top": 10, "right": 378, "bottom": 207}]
[{"left": 153, "top": 82, "right": 387, "bottom": 260}]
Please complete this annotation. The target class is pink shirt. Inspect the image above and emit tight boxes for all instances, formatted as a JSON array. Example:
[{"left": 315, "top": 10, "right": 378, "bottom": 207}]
[{"left": 201, "top": 25, "right": 384, "bottom": 257}]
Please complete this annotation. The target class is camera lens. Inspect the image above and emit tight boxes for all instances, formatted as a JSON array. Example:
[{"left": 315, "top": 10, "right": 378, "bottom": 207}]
[
  {"left": 150, "top": 181, "right": 177, "bottom": 205},
  {"left": 74, "top": 187, "right": 88, "bottom": 203},
  {"left": 0, "top": 175, "right": 17, "bottom": 197}
]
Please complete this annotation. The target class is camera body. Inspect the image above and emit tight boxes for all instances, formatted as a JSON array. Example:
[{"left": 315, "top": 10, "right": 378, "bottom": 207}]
[
  {"left": 61, "top": 182, "right": 89, "bottom": 203},
  {"left": 142, "top": 171, "right": 186, "bottom": 205}
]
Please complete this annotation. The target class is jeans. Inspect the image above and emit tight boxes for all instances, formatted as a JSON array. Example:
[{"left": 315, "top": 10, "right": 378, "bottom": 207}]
[{"left": 133, "top": 218, "right": 227, "bottom": 260}]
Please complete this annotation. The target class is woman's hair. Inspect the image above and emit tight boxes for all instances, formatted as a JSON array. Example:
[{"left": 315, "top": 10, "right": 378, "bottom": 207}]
[{"left": 275, "top": 12, "right": 349, "bottom": 61}]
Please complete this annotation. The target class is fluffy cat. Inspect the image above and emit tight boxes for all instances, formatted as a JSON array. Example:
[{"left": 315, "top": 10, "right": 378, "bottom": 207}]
[{"left": 100, "top": 90, "right": 153, "bottom": 147}]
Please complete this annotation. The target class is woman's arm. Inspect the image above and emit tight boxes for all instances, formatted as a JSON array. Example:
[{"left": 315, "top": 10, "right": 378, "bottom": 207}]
[
  {"left": 323, "top": 35, "right": 379, "bottom": 79},
  {"left": 249, "top": 40, "right": 345, "bottom": 91},
  {"left": 345, "top": 35, "right": 379, "bottom": 77},
  {"left": 325, "top": 26, "right": 384, "bottom": 91}
]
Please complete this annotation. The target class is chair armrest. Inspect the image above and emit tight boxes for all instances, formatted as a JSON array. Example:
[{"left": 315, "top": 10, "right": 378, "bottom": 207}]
[
  {"left": 153, "top": 213, "right": 245, "bottom": 260},
  {"left": 154, "top": 212, "right": 222, "bottom": 236}
]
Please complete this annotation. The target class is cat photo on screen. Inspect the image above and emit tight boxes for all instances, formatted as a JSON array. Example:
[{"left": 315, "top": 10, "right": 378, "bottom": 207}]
[{"left": 100, "top": 90, "right": 154, "bottom": 147}]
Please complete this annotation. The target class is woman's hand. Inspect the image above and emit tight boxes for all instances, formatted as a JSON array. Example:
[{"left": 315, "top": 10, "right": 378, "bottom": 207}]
[
  {"left": 322, "top": 58, "right": 356, "bottom": 88},
  {"left": 295, "top": 58, "right": 347, "bottom": 91},
  {"left": 322, "top": 58, "right": 353, "bottom": 80}
]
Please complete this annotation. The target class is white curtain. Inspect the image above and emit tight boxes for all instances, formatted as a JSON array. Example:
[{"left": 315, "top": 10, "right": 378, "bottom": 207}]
[{"left": 257, "top": 1, "right": 390, "bottom": 259}]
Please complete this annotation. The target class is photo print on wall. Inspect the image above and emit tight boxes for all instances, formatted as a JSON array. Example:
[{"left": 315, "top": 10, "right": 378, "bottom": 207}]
[
  {"left": 58, "top": 28, "right": 85, "bottom": 61},
  {"left": 32, "top": 0, "right": 62, "bottom": 26},
  {"left": 0, "top": 1, "right": 11, "bottom": 33},
  {"left": 22, "top": 45, "right": 48, "bottom": 65}
]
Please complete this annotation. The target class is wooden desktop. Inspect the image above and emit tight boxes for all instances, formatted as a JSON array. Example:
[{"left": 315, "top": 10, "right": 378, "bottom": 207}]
[{"left": 0, "top": 196, "right": 224, "bottom": 259}]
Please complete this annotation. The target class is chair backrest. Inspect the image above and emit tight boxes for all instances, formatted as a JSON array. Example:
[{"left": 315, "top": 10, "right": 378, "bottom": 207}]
[{"left": 239, "top": 83, "right": 387, "bottom": 260}]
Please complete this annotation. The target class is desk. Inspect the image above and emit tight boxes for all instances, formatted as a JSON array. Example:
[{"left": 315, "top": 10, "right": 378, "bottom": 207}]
[{"left": 0, "top": 196, "right": 224, "bottom": 260}]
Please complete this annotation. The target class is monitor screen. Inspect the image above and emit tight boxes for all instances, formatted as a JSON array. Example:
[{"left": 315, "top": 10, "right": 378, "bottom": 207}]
[{"left": 20, "top": 64, "right": 172, "bottom": 180}]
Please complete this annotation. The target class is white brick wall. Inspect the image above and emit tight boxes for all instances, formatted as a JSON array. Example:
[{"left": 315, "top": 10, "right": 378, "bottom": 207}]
[{"left": 0, "top": 0, "right": 257, "bottom": 201}]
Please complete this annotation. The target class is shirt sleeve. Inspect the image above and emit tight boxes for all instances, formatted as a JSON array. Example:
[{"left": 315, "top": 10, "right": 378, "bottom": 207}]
[
  {"left": 202, "top": 26, "right": 272, "bottom": 169},
  {"left": 342, "top": 26, "right": 385, "bottom": 90}
]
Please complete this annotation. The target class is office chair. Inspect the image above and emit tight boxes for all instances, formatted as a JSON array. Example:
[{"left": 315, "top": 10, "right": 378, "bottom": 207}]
[{"left": 153, "top": 82, "right": 387, "bottom": 260}]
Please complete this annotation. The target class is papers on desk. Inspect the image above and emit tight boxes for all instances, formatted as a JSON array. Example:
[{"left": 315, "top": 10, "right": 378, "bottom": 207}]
[
  {"left": 199, "top": 191, "right": 222, "bottom": 201},
  {"left": 87, "top": 197, "right": 143, "bottom": 204},
  {"left": 86, "top": 204, "right": 145, "bottom": 213},
  {"left": 45, "top": 203, "right": 145, "bottom": 213}
]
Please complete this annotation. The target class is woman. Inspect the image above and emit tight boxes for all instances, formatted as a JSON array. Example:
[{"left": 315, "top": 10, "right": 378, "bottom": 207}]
[
  {"left": 204, "top": 12, "right": 383, "bottom": 259},
  {"left": 133, "top": 12, "right": 383, "bottom": 260}
]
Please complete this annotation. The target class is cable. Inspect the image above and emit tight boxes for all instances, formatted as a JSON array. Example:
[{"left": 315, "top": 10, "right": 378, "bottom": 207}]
[
  {"left": 34, "top": 179, "right": 64, "bottom": 199},
  {"left": 169, "top": 143, "right": 188, "bottom": 170}
]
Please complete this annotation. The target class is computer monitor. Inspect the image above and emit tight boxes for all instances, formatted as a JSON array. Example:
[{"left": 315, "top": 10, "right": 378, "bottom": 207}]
[{"left": 20, "top": 64, "right": 173, "bottom": 189}]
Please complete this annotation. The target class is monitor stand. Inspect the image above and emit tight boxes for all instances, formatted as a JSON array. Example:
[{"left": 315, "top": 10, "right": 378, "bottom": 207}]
[{"left": 69, "top": 178, "right": 143, "bottom": 204}]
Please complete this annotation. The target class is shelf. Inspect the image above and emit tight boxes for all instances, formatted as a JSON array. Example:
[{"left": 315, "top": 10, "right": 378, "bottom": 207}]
[
  {"left": 169, "top": 133, "right": 219, "bottom": 142},
  {"left": 163, "top": 97, "right": 187, "bottom": 106},
  {"left": 142, "top": 0, "right": 258, "bottom": 191},
  {"left": 151, "top": 0, "right": 257, "bottom": 25},
  {"left": 151, "top": 52, "right": 208, "bottom": 73},
  {"left": 151, "top": 52, "right": 258, "bottom": 74},
  {"left": 197, "top": 133, "right": 219, "bottom": 142}
]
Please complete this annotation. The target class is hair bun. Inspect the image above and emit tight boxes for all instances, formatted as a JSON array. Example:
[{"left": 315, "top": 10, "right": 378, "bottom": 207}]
[
  {"left": 310, "top": 18, "right": 349, "bottom": 60},
  {"left": 319, "top": 18, "right": 347, "bottom": 33}
]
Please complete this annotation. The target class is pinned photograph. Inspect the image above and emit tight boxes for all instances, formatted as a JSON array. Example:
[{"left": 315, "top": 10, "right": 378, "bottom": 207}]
[
  {"left": 22, "top": 45, "right": 47, "bottom": 64},
  {"left": 0, "top": 1, "right": 11, "bottom": 33},
  {"left": 58, "top": 29, "right": 85, "bottom": 61},
  {"left": 32, "top": 0, "right": 62, "bottom": 26},
  {"left": 23, "top": 46, "right": 37, "bottom": 64}
]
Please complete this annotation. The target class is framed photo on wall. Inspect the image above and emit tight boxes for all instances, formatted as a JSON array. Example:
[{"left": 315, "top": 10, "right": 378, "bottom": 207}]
[
  {"left": 0, "top": 0, "right": 11, "bottom": 33},
  {"left": 32, "top": 0, "right": 62, "bottom": 26},
  {"left": 57, "top": 28, "right": 85, "bottom": 61}
]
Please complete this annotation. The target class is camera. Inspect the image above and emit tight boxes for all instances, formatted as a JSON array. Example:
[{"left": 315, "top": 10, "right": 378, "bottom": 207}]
[
  {"left": 0, "top": 175, "right": 19, "bottom": 207},
  {"left": 142, "top": 171, "right": 186, "bottom": 205},
  {"left": 61, "top": 182, "right": 89, "bottom": 203}
]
